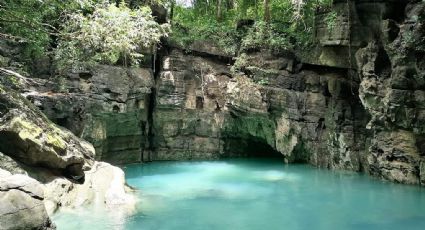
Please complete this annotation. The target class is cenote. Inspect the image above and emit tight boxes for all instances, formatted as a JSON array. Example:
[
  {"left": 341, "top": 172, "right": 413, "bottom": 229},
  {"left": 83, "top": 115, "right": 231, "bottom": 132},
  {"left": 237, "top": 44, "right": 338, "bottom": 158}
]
[{"left": 53, "top": 158, "right": 425, "bottom": 230}]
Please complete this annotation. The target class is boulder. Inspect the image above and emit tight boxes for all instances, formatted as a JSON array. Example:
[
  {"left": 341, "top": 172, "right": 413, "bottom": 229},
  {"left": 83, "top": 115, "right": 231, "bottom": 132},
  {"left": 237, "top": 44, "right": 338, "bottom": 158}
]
[
  {"left": 0, "top": 152, "right": 27, "bottom": 175},
  {"left": 0, "top": 85, "right": 94, "bottom": 179},
  {"left": 43, "top": 162, "right": 136, "bottom": 215},
  {"left": 0, "top": 170, "right": 55, "bottom": 230}
]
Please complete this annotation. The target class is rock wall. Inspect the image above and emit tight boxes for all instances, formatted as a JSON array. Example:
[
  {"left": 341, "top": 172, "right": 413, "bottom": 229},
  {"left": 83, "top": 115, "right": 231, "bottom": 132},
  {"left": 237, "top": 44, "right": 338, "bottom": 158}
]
[
  {"left": 0, "top": 84, "right": 95, "bottom": 180},
  {"left": 356, "top": 0, "right": 425, "bottom": 184},
  {"left": 24, "top": 65, "right": 154, "bottom": 164},
  {"left": 150, "top": 50, "right": 230, "bottom": 160},
  {"left": 150, "top": 0, "right": 425, "bottom": 186},
  {"left": 151, "top": 48, "right": 369, "bottom": 172}
]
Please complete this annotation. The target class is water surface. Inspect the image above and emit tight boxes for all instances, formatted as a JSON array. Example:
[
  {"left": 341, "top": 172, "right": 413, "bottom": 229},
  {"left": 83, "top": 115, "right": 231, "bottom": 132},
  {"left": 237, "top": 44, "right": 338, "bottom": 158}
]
[{"left": 53, "top": 158, "right": 425, "bottom": 230}]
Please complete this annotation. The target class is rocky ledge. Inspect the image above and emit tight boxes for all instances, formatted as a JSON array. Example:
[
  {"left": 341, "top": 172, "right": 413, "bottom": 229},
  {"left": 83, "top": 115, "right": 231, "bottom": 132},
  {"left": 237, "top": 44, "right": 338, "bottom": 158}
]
[{"left": 0, "top": 84, "right": 136, "bottom": 229}]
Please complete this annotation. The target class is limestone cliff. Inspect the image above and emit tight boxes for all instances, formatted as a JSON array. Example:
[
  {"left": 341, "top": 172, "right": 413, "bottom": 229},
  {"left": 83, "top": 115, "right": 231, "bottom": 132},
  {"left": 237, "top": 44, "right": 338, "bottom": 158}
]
[
  {"left": 1, "top": 0, "right": 424, "bottom": 189},
  {"left": 149, "top": 0, "right": 425, "bottom": 186},
  {"left": 356, "top": 0, "right": 425, "bottom": 184}
]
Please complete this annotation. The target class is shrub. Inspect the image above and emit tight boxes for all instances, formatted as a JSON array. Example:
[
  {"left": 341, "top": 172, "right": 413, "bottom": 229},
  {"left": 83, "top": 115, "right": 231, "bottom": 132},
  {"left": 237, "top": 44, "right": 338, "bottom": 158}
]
[{"left": 55, "top": 2, "right": 169, "bottom": 69}]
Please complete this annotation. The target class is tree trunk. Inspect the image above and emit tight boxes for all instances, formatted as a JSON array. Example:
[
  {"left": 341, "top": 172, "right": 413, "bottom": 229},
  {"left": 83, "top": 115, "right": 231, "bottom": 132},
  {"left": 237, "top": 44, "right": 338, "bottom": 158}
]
[
  {"left": 264, "top": 0, "right": 271, "bottom": 23},
  {"left": 217, "top": 0, "right": 223, "bottom": 21},
  {"left": 170, "top": 0, "right": 175, "bottom": 21}
]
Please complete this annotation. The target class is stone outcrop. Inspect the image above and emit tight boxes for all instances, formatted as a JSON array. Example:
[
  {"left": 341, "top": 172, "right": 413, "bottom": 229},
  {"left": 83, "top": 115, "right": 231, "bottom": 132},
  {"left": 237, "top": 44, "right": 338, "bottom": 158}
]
[
  {"left": 42, "top": 162, "right": 136, "bottom": 215},
  {"left": 0, "top": 81, "right": 136, "bottom": 227},
  {"left": 150, "top": 50, "right": 231, "bottom": 160},
  {"left": 0, "top": 85, "right": 94, "bottom": 180},
  {"left": 150, "top": 0, "right": 425, "bottom": 185},
  {"left": 0, "top": 169, "right": 55, "bottom": 230},
  {"left": 0, "top": 152, "right": 136, "bottom": 217},
  {"left": 301, "top": 0, "right": 408, "bottom": 69}
]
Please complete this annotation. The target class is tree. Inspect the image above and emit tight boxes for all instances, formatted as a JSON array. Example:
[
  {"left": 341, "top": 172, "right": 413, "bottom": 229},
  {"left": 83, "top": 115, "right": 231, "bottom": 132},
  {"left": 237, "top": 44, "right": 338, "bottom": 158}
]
[
  {"left": 217, "top": 0, "right": 223, "bottom": 21},
  {"left": 264, "top": 0, "right": 270, "bottom": 23},
  {"left": 55, "top": 2, "right": 169, "bottom": 68},
  {"left": 0, "top": 0, "right": 103, "bottom": 59}
]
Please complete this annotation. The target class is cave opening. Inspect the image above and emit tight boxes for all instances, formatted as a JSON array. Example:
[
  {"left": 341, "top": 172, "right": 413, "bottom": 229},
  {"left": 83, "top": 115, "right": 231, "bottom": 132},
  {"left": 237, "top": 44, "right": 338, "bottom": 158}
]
[{"left": 223, "top": 136, "right": 283, "bottom": 159}]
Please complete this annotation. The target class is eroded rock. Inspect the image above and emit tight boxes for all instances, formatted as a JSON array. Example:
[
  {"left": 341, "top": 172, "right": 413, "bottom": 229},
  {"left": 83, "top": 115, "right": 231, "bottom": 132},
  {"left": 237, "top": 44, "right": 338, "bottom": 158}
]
[
  {"left": 0, "top": 85, "right": 94, "bottom": 179},
  {"left": 0, "top": 170, "right": 55, "bottom": 230},
  {"left": 356, "top": 1, "right": 425, "bottom": 184},
  {"left": 43, "top": 162, "right": 136, "bottom": 215}
]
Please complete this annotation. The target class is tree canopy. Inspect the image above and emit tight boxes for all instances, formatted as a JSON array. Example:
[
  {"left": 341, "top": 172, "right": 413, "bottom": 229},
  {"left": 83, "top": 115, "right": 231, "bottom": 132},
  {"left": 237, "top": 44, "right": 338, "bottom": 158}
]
[
  {"left": 55, "top": 2, "right": 169, "bottom": 68},
  {"left": 170, "top": 0, "right": 333, "bottom": 53},
  {"left": 0, "top": 0, "right": 334, "bottom": 70},
  {"left": 0, "top": 0, "right": 168, "bottom": 68}
]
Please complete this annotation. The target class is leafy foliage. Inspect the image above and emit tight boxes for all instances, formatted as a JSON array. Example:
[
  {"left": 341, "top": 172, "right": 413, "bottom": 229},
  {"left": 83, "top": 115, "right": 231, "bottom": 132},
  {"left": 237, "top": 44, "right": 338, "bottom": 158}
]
[
  {"left": 55, "top": 2, "right": 169, "bottom": 68},
  {"left": 170, "top": 0, "right": 334, "bottom": 53},
  {"left": 240, "top": 21, "right": 295, "bottom": 52},
  {"left": 231, "top": 52, "right": 249, "bottom": 72},
  {"left": 171, "top": 6, "right": 238, "bottom": 54},
  {"left": 0, "top": 0, "right": 102, "bottom": 60},
  {"left": 324, "top": 11, "right": 338, "bottom": 32}
]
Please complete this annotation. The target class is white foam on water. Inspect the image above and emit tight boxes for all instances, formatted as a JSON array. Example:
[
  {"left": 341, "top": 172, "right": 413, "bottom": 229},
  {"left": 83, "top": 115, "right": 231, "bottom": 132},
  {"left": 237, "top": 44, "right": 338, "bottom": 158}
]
[{"left": 252, "top": 170, "right": 299, "bottom": 182}]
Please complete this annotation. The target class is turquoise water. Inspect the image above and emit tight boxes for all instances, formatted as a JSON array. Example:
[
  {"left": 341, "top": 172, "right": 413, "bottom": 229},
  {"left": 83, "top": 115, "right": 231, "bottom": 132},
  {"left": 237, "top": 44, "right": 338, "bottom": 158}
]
[{"left": 54, "top": 159, "right": 425, "bottom": 230}]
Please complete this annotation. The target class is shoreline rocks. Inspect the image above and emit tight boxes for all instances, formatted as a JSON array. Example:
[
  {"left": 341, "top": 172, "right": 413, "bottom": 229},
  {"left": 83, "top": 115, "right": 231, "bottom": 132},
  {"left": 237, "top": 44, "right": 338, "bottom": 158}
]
[{"left": 0, "top": 169, "right": 56, "bottom": 230}]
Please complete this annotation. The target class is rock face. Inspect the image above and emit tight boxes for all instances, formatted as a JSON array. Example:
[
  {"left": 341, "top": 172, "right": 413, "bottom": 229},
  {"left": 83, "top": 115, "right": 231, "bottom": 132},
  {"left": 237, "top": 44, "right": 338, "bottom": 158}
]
[
  {"left": 356, "top": 1, "right": 425, "bottom": 184},
  {"left": 151, "top": 50, "right": 231, "bottom": 160},
  {"left": 0, "top": 80, "right": 136, "bottom": 227},
  {"left": 301, "top": 0, "right": 407, "bottom": 69},
  {"left": 150, "top": 0, "right": 425, "bottom": 185},
  {"left": 152, "top": 48, "right": 368, "bottom": 171},
  {"left": 0, "top": 169, "right": 55, "bottom": 230},
  {"left": 25, "top": 65, "right": 154, "bottom": 164}
]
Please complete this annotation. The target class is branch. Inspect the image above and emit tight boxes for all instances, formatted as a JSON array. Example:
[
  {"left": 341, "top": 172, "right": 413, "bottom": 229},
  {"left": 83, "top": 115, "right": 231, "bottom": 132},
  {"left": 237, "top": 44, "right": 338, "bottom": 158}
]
[
  {"left": 0, "top": 68, "right": 31, "bottom": 84},
  {"left": 0, "top": 18, "right": 60, "bottom": 35},
  {"left": 0, "top": 32, "right": 29, "bottom": 42}
]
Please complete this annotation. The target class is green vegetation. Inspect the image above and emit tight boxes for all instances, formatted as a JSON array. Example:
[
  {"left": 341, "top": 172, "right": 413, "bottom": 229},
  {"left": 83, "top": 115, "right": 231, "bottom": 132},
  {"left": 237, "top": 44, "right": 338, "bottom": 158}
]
[
  {"left": 55, "top": 2, "right": 169, "bottom": 68},
  {"left": 170, "top": 0, "right": 334, "bottom": 53},
  {"left": 256, "top": 78, "right": 269, "bottom": 85},
  {"left": 0, "top": 0, "right": 101, "bottom": 60},
  {"left": 0, "top": 0, "right": 334, "bottom": 71},
  {"left": 324, "top": 11, "right": 338, "bottom": 32},
  {"left": 0, "top": 0, "right": 168, "bottom": 69},
  {"left": 171, "top": 11, "right": 239, "bottom": 54}
]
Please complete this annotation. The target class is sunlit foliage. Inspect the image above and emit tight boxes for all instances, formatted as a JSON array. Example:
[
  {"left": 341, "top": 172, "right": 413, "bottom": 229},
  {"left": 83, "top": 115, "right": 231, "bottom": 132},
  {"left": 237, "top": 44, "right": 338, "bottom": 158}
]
[
  {"left": 55, "top": 2, "right": 169, "bottom": 68},
  {"left": 170, "top": 0, "right": 334, "bottom": 52}
]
